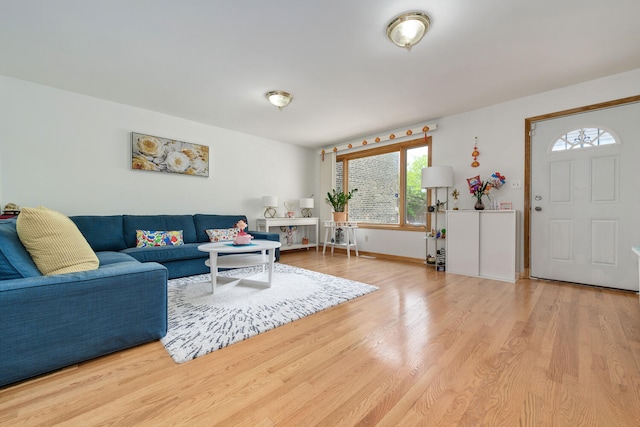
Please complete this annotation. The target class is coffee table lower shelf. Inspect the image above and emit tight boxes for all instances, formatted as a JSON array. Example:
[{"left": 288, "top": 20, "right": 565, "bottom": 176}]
[
  {"left": 205, "top": 255, "right": 272, "bottom": 293},
  {"left": 198, "top": 240, "right": 281, "bottom": 294}
]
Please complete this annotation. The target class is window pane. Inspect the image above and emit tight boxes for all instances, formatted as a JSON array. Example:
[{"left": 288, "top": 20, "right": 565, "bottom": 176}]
[
  {"left": 336, "top": 160, "right": 343, "bottom": 191},
  {"left": 552, "top": 127, "right": 617, "bottom": 151},
  {"left": 347, "top": 152, "right": 400, "bottom": 224},
  {"left": 405, "top": 146, "right": 428, "bottom": 225}
]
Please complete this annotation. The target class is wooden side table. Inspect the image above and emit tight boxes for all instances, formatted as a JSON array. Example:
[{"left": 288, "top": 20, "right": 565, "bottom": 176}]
[{"left": 323, "top": 221, "right": 359, "bottom": 258}]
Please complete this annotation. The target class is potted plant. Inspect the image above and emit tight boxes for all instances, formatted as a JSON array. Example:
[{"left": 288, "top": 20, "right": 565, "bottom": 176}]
[{"left": 326, "top": 188, "right": 358, "bottom": 222}]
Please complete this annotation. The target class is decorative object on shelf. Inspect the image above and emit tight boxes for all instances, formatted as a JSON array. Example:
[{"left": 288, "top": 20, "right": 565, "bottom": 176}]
[
  {"left": 233, "top": 220, "right": 252, "bottom": 245},
  {"left": 299, "top": 197, "right": 314, "bottom": 217},
  {"left": 451, "top": 189, "right": 460, "bottom": 210},
  {"left": 131, "top": 132, "right": 209, "bottom": 177},
  {"left": 386, "top": 11, "right": 431, "bottom": 51},
  {"left": 265, "top": 90, "right": 293, "bottom": 110},
  {"left": 471, "top": 136, "right": 480, "bottom": 168},
  {"left": 283, "top": 200, "right": 296, "bottom": 218},
  {"left": 326, "top": 188, "right": 358, "bottom": 223},
  {"left": 3, "top": 202, "right": 21, "bottom": 216},
  {"left": 436, "top": 248, "right": 446, "bottom": 271},
  {"left": 467, "top": 172, "right": 507, "bottom": 210},
  {"left": 262, "top": 196, "right": 278, "bottom": 218},
  {"left": 499, "top": 202, "right": 513, "bottom": 210},
  {"left": 301, "top": 237, "right": 309, "bottom": 245},
  {"left": 280, "top": 226, "right": 297, "bottom": 246}
]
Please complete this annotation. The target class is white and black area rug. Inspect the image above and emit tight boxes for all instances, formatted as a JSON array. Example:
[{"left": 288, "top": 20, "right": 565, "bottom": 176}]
[{"left": 161, "top": 263, "right": 378, "bottom": 363}]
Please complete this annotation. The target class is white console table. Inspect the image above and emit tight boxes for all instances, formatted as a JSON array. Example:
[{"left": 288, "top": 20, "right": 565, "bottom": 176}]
[
  {"left": 256, "top": 217, "right": 319, "bottom": 251},
  {"left": 323, "top": 221, "right": 359, "bottom": 258}
]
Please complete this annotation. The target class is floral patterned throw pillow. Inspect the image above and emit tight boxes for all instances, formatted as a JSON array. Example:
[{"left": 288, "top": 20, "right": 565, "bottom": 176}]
[
  {"left": 136, "top": 230, "right": 184, "bottom": 248},
  {"left": 205, "top": 228, "right": 240, "bottom": 242}
]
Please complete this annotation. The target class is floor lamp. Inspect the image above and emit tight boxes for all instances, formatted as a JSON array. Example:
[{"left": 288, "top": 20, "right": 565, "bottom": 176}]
[{"left": 421, "top": 166, "right": 453, "bottom": 267}]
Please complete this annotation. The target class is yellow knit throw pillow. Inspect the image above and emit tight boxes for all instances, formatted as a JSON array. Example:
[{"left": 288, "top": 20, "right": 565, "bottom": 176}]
[{"left": 16, "top": 206, "right": 99, "bottom": 275}]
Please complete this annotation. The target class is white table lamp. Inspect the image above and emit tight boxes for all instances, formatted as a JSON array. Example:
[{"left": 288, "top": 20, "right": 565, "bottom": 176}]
[
  {"left": 262, "top": 196, "right": 278, "bottom": 218},
  {"left": 299, "top": 198, "right": 314, "bottom": 217}
]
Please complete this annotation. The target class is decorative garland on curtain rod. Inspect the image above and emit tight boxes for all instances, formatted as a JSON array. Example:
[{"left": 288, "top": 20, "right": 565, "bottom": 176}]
[{"left": 319, "top": 122, "right": 437, "bottom": 160}]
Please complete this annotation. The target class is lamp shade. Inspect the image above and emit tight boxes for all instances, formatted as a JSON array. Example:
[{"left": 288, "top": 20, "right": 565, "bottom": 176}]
[
  {"left": 262, "top": 196, "right": 278, "bottom": 207},
  {"left": 421, "top": 166, "right": 453, "bottom": 188},
  {"left": 299, "top": 198, "right": 314, "bottom": 209}
]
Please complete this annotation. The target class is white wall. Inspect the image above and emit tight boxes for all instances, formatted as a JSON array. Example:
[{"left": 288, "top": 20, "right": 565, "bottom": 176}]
[
  {"left": 354, "top": 68, "right": 640, "bottom": 268},
  {"left": 0, "top": 75, "right": 316, "bottom": 222},
  {"left": 3, "top": 68, "right": 640, "bottom": 270}
]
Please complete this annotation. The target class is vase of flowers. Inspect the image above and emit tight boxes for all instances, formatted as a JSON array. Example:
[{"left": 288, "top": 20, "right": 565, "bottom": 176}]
[
  {"left": 474, "top": 198, "right": 485, "bottom": 210},
  {"left": 467, "top": 172, "right": 506, "bottom": 210}
]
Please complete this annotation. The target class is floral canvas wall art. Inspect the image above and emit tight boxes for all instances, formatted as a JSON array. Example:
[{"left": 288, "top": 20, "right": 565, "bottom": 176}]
[{"left": 131, "top": 132, "right": 209, "bottom": 177}]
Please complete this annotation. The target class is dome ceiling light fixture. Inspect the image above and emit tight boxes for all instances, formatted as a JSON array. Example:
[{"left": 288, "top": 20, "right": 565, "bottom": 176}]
[
  {"left": 265, "top": 90, "right": 293, "bottom": 110},
  {"left": 386, "top": 11, "right": 431, "bottom": 51}
]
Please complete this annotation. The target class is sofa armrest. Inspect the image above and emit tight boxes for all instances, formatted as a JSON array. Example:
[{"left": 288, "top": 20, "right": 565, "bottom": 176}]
[
  {"left": 249, "top": 230, "right": 278, "bottom": 241},
  {"left": 249, "top": 231, "right": 280, "bottom": 261}
]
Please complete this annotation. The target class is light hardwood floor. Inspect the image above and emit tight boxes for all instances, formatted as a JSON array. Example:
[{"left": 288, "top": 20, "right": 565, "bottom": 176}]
[{"left": 2, "top": 251, "right": 640, "bottom": 426}]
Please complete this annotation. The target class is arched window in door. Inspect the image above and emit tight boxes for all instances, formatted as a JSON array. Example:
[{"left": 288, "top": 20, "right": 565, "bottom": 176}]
[{"left": 551, "top": 127, "right": 617, "bottom": 151}]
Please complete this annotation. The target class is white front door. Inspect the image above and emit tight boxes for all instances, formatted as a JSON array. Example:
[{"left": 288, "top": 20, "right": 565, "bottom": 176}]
[{"left": 530, "top": 102, "right": 640, "bottom": 291}]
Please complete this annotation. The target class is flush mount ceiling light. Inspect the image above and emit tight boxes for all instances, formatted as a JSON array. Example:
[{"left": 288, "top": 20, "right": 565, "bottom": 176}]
[
  {"left": 386, "top": 11, "right": 430, "bottom": 51},
  {"left": 265, "top": 90, "right": 293, "bottom": 110}
]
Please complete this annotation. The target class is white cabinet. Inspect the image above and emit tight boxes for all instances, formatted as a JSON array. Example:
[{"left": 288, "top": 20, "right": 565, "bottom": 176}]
[
  {"left": 446, "top": 210, "right": 517, "bottom": 282},
  {"left": 445, "top": 211, "right": 479, "bottom": 276}
]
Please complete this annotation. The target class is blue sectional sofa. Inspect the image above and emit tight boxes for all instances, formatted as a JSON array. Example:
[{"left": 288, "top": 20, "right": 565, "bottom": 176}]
[
  {"left": 0, "top": 213, "right": 278, "bottom": 387},
  {"left": 69, "top": 214, "right": 280, "bottom": 279}
]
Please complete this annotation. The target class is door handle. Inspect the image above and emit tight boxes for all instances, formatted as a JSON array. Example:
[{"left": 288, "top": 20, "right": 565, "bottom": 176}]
[{"left": 535, "top": 206, "right": 542, "bottom": 211}]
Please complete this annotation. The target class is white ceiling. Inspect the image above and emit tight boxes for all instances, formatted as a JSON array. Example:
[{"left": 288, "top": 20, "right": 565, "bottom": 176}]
[{"left": 1, "top": 1, "right": 639, "bottom": 148}]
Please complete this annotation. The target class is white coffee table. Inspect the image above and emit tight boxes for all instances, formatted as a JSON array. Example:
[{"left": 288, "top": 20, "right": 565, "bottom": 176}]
[{"left": 197, "top": 239, "right": 281, "bottom": 294}]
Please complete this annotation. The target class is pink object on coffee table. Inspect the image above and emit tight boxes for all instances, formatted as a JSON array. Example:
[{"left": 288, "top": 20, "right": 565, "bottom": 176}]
[{"left": 233, "top": 234, "right": 252, "bottom": 245}]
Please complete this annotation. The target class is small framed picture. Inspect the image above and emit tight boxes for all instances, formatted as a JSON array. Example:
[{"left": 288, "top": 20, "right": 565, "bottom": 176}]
[{"left": 499, "top": 202, "right": 512, "bottom": 210}]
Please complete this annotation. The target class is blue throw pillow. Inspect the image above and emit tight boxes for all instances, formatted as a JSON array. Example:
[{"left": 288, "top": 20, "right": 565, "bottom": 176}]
[{"left": 0, "top": 218, "right": 42, "bottom": 279}]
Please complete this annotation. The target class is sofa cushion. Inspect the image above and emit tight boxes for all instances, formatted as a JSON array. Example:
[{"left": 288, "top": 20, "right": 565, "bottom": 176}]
[
  {"left": 0, "top": 218, "right": 42, "bottom": 279},
  {"left": 95, "top": 251, "right": 139, "bottom": 266},
  {"left": 16, "top": 207, "right": 99, "bottom": 276},
  {"left": 70, "top": 215, "right": 127, "bottom": 252},
  {"left": 205, "top": 228, "right": 239, "bottom": 242},
  {"left": 123, "top": 215, "right": 197, "bottom": 247},
  {"left": 136, "top": 230, "right": 184, "bottom": 248},
  {"left": 121, "top": 242, "right": 205, "bottom": 264},
  {"left": 194, "top": 214, "right": 248, "bottom": 243}
]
